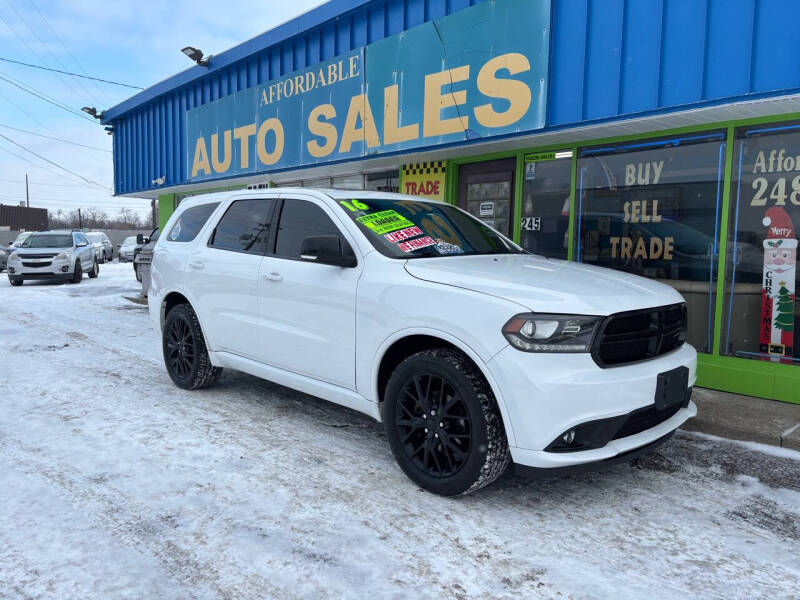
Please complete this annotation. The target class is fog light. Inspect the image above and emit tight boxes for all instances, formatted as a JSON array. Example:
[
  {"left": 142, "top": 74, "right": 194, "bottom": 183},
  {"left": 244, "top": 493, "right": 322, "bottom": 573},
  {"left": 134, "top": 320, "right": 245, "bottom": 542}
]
[
  {"left": 9, "top": 267, "right": 15, "bottom": 274},
  {"left": 61, "top": 266, "right": 69, "bottom": 272}
]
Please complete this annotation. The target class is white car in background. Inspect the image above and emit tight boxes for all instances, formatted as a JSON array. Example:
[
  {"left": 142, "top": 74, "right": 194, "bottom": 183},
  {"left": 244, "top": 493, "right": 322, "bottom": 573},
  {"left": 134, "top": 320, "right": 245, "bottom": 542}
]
[
  {"left": 148, "top": 190, "right": 697, "bottom": 496},
  {"left": 7, "top": 230, "right": 99, "bottom": 286},
  {"left": 86, "top": 231, "right": 114, "bottom": 263},
  {"left": 118, "top": 236, "right": 138, "bottom": 262}
]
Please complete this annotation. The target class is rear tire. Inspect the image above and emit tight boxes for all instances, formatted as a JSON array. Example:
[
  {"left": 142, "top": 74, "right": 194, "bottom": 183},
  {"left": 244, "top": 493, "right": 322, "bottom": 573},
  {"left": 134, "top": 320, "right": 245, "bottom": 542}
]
[
  {"left": 69, "top": 261, "right": 82, "bottom": 284},
  {"left": 163, "top": 303, "right": 222, "bottom": 390},
  {"left": 88, "top": 259, "right": 99, "bottom": 278},
  {"left": 384, "top": 349, "right": 510, "bottom": 496}
]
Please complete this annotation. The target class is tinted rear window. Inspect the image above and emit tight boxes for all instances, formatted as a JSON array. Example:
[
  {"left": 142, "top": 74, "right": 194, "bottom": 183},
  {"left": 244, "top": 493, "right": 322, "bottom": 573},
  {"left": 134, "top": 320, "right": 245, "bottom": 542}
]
[{"left": 168, "top": 203, "right": 220, "bottom": 242}]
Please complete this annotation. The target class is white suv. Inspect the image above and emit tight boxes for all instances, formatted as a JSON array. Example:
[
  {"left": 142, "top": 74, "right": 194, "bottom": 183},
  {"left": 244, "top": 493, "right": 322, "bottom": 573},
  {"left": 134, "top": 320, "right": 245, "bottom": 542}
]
[
  {"left": 8, "top": 230, "right": 99, "bottom": 286},
  {"left": 149, "top": 189, "right": 697, "bottom": 495}
]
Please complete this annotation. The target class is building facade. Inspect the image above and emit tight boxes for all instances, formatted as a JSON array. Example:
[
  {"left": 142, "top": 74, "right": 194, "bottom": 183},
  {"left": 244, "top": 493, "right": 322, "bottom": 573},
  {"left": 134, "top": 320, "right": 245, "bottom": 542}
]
[{"left": 103, "top": 0, "right": 800, "bottom": 403}]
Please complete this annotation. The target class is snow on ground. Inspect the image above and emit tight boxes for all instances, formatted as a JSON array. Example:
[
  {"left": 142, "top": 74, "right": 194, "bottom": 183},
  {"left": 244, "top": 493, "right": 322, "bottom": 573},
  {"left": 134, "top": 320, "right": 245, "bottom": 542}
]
[{"left": 1, "top": 263, "right": 799, "bottom": 599}]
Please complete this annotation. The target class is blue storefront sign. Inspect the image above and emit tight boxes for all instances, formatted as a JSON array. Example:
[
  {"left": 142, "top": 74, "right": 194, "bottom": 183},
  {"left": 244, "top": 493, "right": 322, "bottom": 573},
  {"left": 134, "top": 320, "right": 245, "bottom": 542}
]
[{"left": 186, "top": 0, "right": 550, "bottom": 182}]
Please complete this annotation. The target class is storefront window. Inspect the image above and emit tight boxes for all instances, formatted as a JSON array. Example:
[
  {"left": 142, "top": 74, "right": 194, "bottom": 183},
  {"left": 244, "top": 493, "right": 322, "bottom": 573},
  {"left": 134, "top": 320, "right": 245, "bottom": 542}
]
[
  {"left": 332, "top": 174, "right": 365, "bottom": 190},
  {"left": 723, "top": 122, "right": 800, "bottom": 365},
  {"left": 302, "top": 177, "right": 331, "bottom": 188},
  {"left": 520, "top": 151, "right": 572, "bottom": 259},
  {"left": 366, "top": 170, "right": 399, "bottom": 192},
  {"left": 577, "top": 133, "right": 727, "bottom": 352}
]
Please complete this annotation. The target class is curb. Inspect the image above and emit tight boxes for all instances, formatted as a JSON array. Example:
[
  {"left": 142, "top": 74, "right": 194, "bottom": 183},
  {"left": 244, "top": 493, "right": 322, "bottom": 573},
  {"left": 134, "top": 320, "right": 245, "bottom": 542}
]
[{"left": 679, "top": 387, "right": 800, "bottom": 450}]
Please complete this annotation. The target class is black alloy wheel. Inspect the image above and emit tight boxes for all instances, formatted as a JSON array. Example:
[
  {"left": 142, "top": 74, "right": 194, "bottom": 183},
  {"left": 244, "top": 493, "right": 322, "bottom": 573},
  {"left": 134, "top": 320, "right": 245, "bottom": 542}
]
[
  {"left": 395, "top": 373, "right": 472, "bottom": 478},
  {"left": 162, "top": 303, "right": 222, "bottom": 390},
  {"left": 166, "top": 316, "right": 195, "bottom": 381},
  {"left": 384, "top": 349, "right": 510, "bottom": 496}
]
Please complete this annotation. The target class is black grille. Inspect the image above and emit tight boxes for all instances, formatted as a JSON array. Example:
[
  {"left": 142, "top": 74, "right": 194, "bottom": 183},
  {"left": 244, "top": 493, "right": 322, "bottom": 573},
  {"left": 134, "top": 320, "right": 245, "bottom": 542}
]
[
  {"left": 612, "top": 402, "right": 682, "bottom": 440},
  {"left": 23, "top": 261, "right": 52, "bottom": 268},
  {"left": 592, "top": 303, "right": 687, "bottom": 367},
  {"left": 19, "top": 253, "right": 57, "bottom": 259}
]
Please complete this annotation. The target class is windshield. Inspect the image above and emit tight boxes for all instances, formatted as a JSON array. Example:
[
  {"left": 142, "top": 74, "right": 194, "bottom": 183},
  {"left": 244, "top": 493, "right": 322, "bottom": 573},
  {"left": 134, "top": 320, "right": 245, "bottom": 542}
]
[
  {"left": 86, "top": 233, "right": 102, "bottom": 242},
  {"left": 22, "top": 234, "right": 73, "bottom": 248},
  {"left": 335, "top": 198, "right": 524, "bottom": 258},
  {"left": 122, "top": 237, "right": 136, "bottom": 245},
  {"left": 13, "top": 232, "right": 31, "bottom": 246}
]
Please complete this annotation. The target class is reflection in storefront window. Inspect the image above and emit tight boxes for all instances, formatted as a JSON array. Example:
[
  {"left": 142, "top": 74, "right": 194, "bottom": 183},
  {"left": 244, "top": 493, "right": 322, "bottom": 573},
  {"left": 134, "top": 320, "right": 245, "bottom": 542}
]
[
  {"left": 724, "top": 122, "right": 800, "bottom": 365},
  {"left": 577, "top": 133, "right": 727, "bottom": 353},
  {"left": 520, "top": 151, "right": 572, "bottom": 259}
]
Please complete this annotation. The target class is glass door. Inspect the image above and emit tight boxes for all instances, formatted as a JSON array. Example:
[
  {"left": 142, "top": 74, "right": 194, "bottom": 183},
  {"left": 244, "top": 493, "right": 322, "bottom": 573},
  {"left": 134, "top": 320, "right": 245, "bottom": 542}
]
[
  {"left": 520, "top": 151, "right": 573, "bottom": 259},
  {"left": 457, "top": 159, "right": 516, "bottom": 237}
]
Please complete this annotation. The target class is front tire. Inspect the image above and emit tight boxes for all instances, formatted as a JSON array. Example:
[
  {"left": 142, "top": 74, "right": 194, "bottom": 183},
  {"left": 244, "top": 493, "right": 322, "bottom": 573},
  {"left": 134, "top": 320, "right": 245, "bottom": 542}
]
[
  {"left": 384, "top": 349, "right": 510, "bottom": 496},
  {"left": 88, "top": 259, "right": 99, "bottom": 278},
  {"left": 69, "top": 261, "right": 82, "bottom": 284},
  {"left": 162, "top": 303, "right": 222, "bottom": 390}
]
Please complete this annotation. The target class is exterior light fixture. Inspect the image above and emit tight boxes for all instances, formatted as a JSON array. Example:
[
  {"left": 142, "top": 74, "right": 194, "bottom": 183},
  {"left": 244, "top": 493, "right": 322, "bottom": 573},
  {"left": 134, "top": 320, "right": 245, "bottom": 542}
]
[
  {"left": 181, "top": 46, "right": 210, "bottom": 67},
  {"left": 152, "top": 176, "right": 166, "bottom": 186},
  {"left": 81, "top": 106, "right": 103, "bottom": 120}
]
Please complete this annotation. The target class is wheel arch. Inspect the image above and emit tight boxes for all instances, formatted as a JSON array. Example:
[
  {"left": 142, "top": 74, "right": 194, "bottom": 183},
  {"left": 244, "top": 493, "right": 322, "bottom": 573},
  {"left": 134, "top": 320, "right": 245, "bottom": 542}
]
[{"left": 372, "top": 329, "right": 516, "bottom": 446}]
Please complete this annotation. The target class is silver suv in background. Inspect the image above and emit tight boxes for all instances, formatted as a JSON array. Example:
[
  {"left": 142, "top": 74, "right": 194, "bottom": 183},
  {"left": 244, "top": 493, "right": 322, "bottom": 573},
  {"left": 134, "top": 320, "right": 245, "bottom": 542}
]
[
  {"left": 86, "top": 231, "right": 113, "bottom": 263},
  {"left": 7, "top": 230, "right": 99, "bottom": 286}
]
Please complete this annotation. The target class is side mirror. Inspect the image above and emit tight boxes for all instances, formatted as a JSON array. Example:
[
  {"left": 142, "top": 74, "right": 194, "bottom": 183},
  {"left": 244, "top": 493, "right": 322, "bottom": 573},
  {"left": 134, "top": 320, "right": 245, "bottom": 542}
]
[
  {"left": 136, "top": 234, "right": 148, "bottom": 244},
  {"left": 300, "top": 235, "right": 357, "bottom": 268},
  {"left": 77, "top": 241, "right": 88, "bottom": 247}
]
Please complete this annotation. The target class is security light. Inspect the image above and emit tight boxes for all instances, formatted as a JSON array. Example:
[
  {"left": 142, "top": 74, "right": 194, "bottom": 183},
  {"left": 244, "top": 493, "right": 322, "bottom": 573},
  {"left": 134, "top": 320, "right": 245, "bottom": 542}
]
[
  {"left": 81, "top": 106, "right": 103, "bottom": 120},
  {"left": 181, "top": 46, "right": 210, "bottom": 67}
]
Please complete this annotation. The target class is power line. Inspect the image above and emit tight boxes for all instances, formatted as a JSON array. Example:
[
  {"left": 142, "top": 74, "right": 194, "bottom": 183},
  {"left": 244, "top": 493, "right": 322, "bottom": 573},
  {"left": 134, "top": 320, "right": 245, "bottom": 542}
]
[
  {"left": 26, "top": 0, "right": 118, "bottom": 103},
  {"left": 0, "top": 71, "right": 99, "bottom": 123},
  {"left": 0, "top": 123, "right": 110, "bottom": 152},
  {"left": 0, "top": 133, "right": 110, "bottom": 189},
  {"left": 0, "top": 143, "right": 90, "bottom": 185},
  {"left": 0, "top": 56, "right": 143, "bottom": 91},
  {"left": 0, "top": 3, "right": 95, "bottom": 106},
  {"left": 0, "top": 177, "right": 104, "bottom": 188}
]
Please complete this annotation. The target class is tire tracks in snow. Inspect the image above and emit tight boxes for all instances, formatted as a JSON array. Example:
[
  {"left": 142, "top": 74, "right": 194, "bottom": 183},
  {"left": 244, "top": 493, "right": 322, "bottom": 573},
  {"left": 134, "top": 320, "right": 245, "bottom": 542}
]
[{"left": 0, "top": 434, "right": 290, "bottom": 600}]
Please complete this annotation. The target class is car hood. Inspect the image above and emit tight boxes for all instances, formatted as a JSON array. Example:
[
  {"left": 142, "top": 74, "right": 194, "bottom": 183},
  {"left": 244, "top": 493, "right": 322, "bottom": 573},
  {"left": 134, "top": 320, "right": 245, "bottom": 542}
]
[{"left": 404, "top": 254, "right": 685, "bottom": 315}]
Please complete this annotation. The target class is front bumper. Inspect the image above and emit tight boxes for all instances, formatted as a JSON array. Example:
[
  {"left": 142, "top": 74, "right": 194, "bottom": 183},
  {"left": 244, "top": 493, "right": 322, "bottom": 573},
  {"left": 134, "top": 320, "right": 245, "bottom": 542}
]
[
  {"left": 486, "top": 343, "right": 697, "bottom": 470},
  {"left": 8, "top": 259, "right": 73, "bottom": 279}
]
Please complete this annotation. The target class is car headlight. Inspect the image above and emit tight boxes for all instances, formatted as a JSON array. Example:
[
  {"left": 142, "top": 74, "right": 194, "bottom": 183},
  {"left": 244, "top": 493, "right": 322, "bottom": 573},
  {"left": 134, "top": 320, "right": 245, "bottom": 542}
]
[
  {"left": 502, "top": 313, "right": 603, "bottom": 353},
  {"left": 54, "top": 252, "right": 73, "bottom": 261},
  {"left": 9, "top": 252, "right": 21, "bottom": 262}
]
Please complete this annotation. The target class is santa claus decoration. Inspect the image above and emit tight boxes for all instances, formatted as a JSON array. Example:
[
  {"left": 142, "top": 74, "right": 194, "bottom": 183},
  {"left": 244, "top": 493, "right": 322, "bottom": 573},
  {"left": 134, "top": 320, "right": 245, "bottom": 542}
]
[{"left": 760, "top": 206, "right": 797, "bottom": 360}]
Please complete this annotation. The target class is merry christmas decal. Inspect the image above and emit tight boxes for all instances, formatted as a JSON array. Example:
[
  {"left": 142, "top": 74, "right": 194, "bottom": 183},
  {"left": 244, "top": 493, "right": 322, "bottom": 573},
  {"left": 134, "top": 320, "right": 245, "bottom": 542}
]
[{"left": 760, "top": 206, "right": 796, "bottom": 360}]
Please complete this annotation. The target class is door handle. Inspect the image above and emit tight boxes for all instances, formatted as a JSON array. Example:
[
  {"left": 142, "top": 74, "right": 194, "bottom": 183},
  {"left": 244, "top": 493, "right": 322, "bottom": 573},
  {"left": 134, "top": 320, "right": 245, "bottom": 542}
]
[
  {"left": 188, "top": 260, "right": 204, "bottom": 270},
  {"left": 265, "top": 272, "right": 282, "bottom": 282}
]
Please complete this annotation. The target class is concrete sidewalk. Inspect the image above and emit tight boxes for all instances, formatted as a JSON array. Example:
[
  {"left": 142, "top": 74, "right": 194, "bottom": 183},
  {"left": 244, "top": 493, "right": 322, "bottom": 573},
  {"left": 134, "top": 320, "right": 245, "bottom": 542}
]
[{"left": 681, "top": 387, "right": 800, "bottom": 450}]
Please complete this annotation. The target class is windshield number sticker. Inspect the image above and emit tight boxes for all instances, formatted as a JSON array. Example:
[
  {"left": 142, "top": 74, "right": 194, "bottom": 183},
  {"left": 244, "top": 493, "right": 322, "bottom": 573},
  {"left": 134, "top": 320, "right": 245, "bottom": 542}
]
[
  {"left": 340, "top": 199, "right": 370, "bottom": 212},
  {"left": 357, "top": 210, "right": 414, "bottom": 235},
  {"left": 398, "top": 236, "right": 436, "bottom": 253},
  {"left": 384, "top": 226, "right": 423, "bottom": 244}
]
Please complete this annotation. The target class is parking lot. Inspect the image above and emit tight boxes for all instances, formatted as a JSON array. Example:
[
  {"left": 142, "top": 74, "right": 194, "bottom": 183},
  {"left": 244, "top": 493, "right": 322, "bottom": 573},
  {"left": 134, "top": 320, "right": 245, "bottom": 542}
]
[{"left": 1, "top": 263, "right": 799, "bottom": 599}]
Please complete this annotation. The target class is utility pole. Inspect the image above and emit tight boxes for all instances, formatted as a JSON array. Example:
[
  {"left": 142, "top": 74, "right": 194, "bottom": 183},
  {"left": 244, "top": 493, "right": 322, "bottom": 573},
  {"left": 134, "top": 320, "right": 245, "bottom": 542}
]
[
  {"left": 78, "top": 208, "right": 83, "bottom": 230},
  {"left": 151, "top": 199, "right": 157, "bottom": 229},
  {"left": 25, "top": 173, "right": 29, "bottom": 207}
]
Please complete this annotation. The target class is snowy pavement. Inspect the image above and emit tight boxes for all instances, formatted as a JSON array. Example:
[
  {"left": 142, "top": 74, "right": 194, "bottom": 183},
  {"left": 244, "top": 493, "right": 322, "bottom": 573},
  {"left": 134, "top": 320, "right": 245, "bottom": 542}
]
[{"left": 1, "top": 263, "right": 799, "bottom": 599}]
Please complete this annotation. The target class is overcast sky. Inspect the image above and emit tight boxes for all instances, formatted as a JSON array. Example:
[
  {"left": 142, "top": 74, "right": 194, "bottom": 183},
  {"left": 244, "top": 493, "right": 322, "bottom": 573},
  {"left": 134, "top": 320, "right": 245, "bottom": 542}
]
[{"left": 0, "top": 0, "right": 324, "bottom": 220}]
